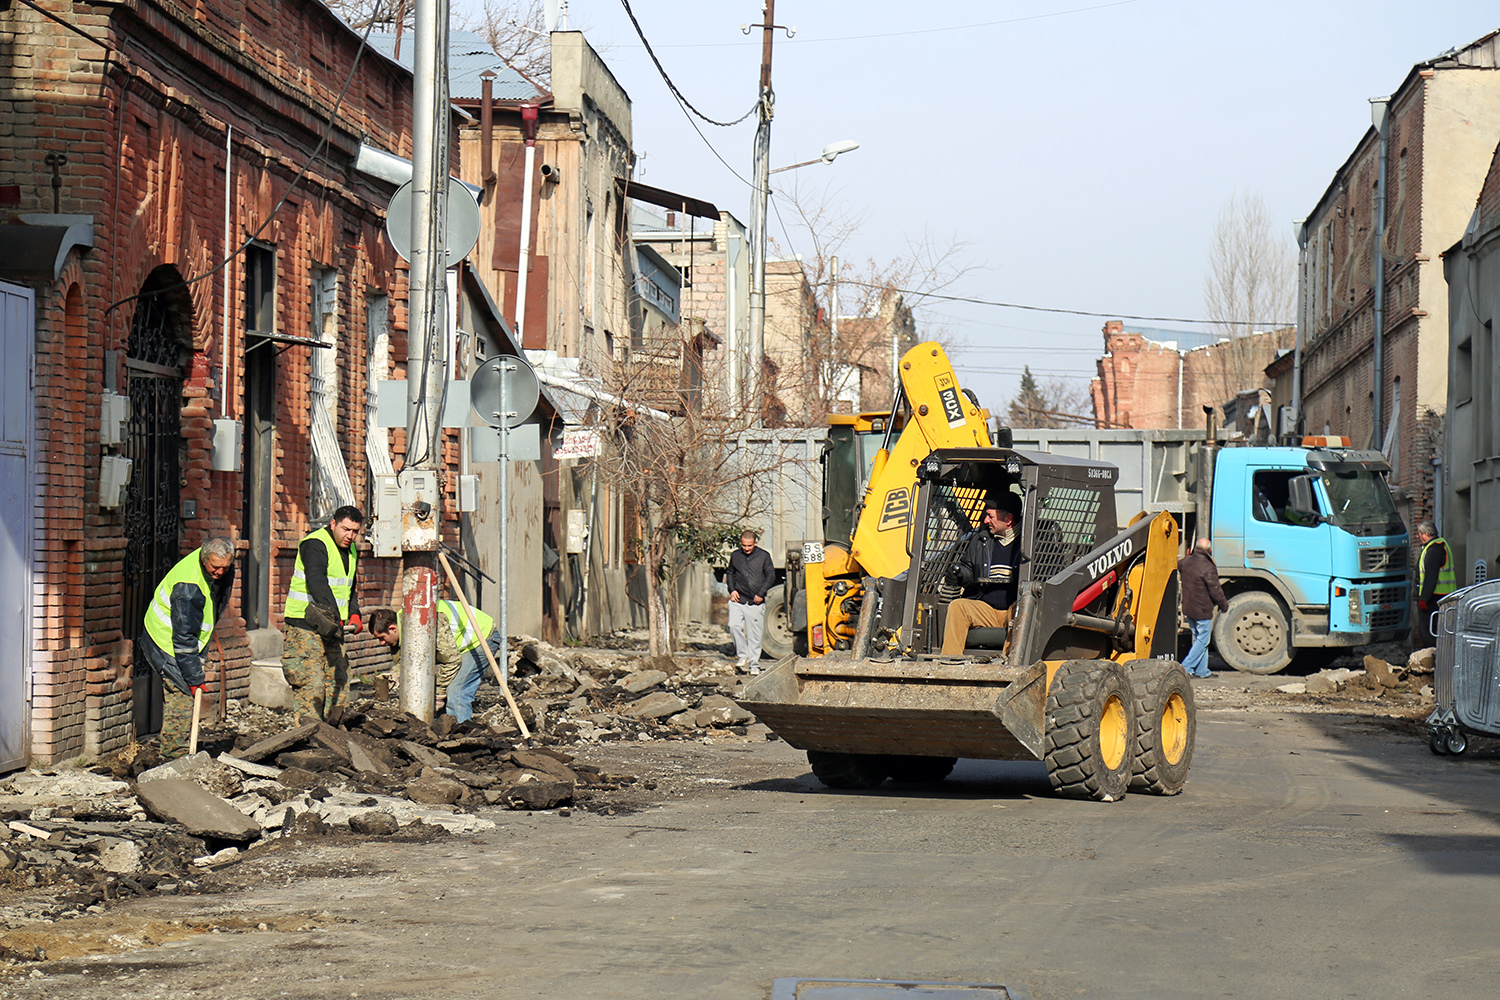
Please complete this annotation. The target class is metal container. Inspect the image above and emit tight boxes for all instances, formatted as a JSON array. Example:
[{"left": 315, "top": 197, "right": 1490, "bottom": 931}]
[{"left": 1426, "top": 581, "right": 1500, "bottom": 754}]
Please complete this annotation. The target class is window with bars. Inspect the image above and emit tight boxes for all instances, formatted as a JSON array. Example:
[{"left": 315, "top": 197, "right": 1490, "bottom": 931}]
[{"left": 1030, "top": 484, "right": 1105, "bottom": 583}]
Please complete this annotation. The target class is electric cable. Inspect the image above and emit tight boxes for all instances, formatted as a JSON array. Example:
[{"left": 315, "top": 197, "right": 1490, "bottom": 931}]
[{"left": 618, "top": 0, "right": 758, "bottom": 127}]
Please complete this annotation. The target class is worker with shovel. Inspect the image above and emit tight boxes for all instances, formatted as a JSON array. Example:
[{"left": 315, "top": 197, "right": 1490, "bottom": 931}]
[
  {"left": 368, "top": 599, "right": 503, "bottom": 723},
  {"left": 136, "top": 537, "right": 236, "bottom": 760}
]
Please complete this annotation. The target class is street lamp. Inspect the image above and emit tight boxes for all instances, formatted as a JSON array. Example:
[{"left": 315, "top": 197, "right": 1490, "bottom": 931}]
[
  {"left": 747, "top": 139, "right": 861, "bottom": 413},
  {"left": 769, "top": 139, "right": 861, "bottom": 175}
]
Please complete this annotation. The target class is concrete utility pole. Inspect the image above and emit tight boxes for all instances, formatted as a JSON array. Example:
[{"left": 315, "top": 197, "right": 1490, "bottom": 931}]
[
  {"left": 746, "top": 0, "right": 777, "bottom": 415},
  {"left": 401, "top": 0, "right": 451, "bottom": 722}
]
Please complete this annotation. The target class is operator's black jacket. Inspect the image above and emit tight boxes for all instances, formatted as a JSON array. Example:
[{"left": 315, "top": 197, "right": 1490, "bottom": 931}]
[
  {"left": 954, "top": 529, "right": 1022, "bottom": 611},
  {"left": 726, "top": 545, "right": 775, "bottom": 604}
]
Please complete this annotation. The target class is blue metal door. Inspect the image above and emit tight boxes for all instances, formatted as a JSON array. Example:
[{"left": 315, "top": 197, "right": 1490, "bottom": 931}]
[{"left": 0, "top": 282, "right": 34, "bottom": 771}]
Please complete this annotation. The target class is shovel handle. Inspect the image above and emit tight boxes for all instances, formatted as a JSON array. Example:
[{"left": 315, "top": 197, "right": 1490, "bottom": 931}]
[{"left": 189, "top": 687, "right": 203, "bottom": 755}]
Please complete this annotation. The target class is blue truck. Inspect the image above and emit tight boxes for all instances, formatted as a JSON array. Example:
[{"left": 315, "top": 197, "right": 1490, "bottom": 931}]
[{"left": 1007, "top": 429, "right": 1409, "bottom": 674}]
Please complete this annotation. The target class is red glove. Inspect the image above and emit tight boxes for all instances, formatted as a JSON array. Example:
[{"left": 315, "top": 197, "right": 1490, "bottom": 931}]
[
  {"left": 190, "top": 684, "right": 207, "bottom": 696},
  {"left": 348, "top": 613, "right": 362, "bottom": 631}
]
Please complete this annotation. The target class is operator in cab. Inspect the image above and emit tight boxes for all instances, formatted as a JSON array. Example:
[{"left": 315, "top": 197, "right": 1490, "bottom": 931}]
[{"left": 941, "top": 490, "right": 1023, "bottom": 655}]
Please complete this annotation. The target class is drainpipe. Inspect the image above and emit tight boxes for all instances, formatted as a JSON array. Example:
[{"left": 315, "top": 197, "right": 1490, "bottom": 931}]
[
  {"left": 514, "top": 103, "right": 539, "bottom": 344},
  {"left": 1176, "top": 347, "right": 1183, "bottom": 430},
  {"left": 1292, "top": 218, "right": 1307, "bottom": 445},
  {"left": 1370, "top": 97, "right": 1391, "bottom": 452},
  {"left": 221, "top": 124, "right": 232, "bottom": 419},
  {"left": 480, "top": 71, "right": 496, "bottom": 195},
  {"left": 1199, "top": 404, "right": 1218, "bottom": 544}
]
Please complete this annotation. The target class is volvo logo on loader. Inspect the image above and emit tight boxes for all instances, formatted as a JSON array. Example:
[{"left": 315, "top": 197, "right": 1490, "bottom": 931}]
[
  {"left": 1087, "top": 538, "right": 1134, "bottom": 580},
  {"left": 877, "top": 487, "right": 912, "bottom": 531}
]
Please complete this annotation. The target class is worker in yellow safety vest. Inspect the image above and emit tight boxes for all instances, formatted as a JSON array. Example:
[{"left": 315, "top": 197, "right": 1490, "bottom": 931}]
[
  {"left": 282, "top": 505, "right": 365, "bottom": 721},
  {"left": 136, "top": 538, "right": 236, "bottom": 759},
  {"left": 368, "top": 599, "right": 502, "bottom": 722},
  {"left": 1415, "top": 520, "right": 1456, "bottom": 649}
]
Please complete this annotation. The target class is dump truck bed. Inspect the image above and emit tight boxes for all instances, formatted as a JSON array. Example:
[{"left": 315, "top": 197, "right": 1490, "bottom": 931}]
[{"left": 739, "top": 655, "right": 1041, "bottom": 761}]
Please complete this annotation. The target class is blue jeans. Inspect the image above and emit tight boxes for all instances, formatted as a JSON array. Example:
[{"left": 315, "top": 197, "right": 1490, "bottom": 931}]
[
  {"left": 1183, "top": 617, "right": 1213, "bottom": 676},
  {"left": 448, "top": 630, "right": 503, "bottom": 723}
]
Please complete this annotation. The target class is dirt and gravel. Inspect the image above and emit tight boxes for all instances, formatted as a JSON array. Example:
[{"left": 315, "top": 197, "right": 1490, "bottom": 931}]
[{"left": 0, "top": 625, "right": 1458, "bottom": 990}]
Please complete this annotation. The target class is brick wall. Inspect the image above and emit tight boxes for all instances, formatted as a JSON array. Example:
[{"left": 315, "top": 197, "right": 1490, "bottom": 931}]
[{"left": 3, "top": 1, "right": 426, "bottom": 762}]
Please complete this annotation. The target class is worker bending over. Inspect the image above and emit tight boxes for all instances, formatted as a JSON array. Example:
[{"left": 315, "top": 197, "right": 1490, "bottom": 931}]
[{"left": 369, "top": 599, "right": 503, "bottom": 722}]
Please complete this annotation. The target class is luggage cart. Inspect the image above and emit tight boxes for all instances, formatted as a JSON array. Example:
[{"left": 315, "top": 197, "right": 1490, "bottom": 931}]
[{"left": 1426, "top": 581, "right": 1500, "bottom": 755}]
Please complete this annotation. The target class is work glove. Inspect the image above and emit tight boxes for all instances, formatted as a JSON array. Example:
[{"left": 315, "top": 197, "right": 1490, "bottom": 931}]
[
  {"left": 946, "top": 563, "right": 976, "bottom": 589},
  {"left": 344, "top": 613, "right": 362, "bottom": 635},
  {"left": 190, "top": 684, "right": 207, "bottom": 696}
]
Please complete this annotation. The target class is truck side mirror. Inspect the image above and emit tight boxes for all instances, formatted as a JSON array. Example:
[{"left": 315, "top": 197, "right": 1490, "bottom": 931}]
[{"left": 1288, "top": 474, "right": 1323, "bottom": 525}]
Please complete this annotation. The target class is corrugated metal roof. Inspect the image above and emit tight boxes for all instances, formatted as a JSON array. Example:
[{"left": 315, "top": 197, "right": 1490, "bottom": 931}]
[{"left": 367, "top": 30, "right": 543, "bottom": 102}]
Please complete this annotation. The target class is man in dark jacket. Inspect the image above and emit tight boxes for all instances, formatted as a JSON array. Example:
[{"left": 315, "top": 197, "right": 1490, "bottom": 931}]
[
  {"left": 1179, "top": 537, "right": 1229, "bottom": 678},
  {"left": 726, "top": 529, "right": 775, "bottom": 670},
  {"left": 136, "top": 537, "right": 236, "bottom": 759},
  {"left": 940, "top": 492, "right": 1023, "bottom": 655}
]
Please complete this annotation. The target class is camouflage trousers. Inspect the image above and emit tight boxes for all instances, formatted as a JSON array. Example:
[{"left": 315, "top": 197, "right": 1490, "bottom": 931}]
[
  {"left": 282, "top": 625, "right": 349, "bottom": 721},
  {"left": 159, "top": 686, "right": 196, "bottom": 761}
]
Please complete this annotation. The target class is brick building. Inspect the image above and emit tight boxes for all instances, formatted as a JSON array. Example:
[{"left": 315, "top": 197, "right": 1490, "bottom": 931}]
[
  {"left": 0, "top": 1, "right": 428, "bottom": 764},
  {"left": 1296, "top": 29, "right": 1500, "bottom": 523},
  {"left": 1090, "top": 320, "right": 1294, "bottom": 431}
]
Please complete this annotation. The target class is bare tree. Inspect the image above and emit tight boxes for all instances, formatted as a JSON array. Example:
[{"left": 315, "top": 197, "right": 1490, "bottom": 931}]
[
  {"left": 761, "top": 181, "right": 983, "bottom": 424},
  {"left": 321, "top": 0, "right": 410, "bottom": 30},
  {"left": 1202, "top": 191, "right": 1296, "bottom": 404},
  {"left": 460, "top": 0, "right": 553, "bottom": 87},
  {"left": 587, "top": 349, "right": 787, "bottom": 658}
]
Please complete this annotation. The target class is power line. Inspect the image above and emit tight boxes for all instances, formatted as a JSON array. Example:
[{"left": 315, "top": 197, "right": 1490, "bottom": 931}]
[
  {"left": 617, "top": 0, "right": 758, "bottom": 127},
  {"left": 840, "top": 279, "right": 1293, "bottom": 328}
]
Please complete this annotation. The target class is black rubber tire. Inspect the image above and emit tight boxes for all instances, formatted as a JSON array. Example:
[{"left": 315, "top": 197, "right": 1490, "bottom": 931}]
[
  {"left": 760, "top": 584, "right": 794, "bottom": 660},
  {"left": 1212, "top": 591, "right": 1293, "bottom": 675},
  {"left": 1043, "top": 659, "right": 1135, "bottom": 801},
  {"left": 1446, "top": 729, "right": 1469, "bottom": 755},
  {"left": 884, "top": 755, "right": 958, "bottom": 785},
  {"left": 807, "top": 750, "right": 888, "bottom": 789},
  {"left": 1124, "top": 659, "right": 1196, "bottom": 795}
]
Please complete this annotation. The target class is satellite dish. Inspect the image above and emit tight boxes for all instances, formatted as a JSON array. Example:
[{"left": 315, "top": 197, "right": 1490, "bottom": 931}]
[
  {"left": 384, "top": 178, "right": 481, "bottom": 267},
  {"left": 470, "top": 355, "right": 540, "bottom": 430}
]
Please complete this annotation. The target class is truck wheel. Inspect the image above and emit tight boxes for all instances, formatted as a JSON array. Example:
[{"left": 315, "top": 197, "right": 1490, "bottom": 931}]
[
  {"left": 760, "top": 584, "right": 794, "bottom": 660},
  {"left": 1213, "top": 591, "right": 1292, "bottom": 675},
  {"left": 807, "top": 750, "right": 888, "bottom": 789},
  {"left": 1043, "top": 660, "right": 1135, "bottom": 801},
  {"left": 1125, "top": 659, "right": 1195, "bottom": 795},
  {"left": 884, "top": 755, "right": 957, "bottom": 785}
]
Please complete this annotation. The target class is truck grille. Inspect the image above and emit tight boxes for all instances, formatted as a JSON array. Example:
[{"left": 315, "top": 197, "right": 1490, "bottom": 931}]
[
  {"left": 1363, "top": 586, "right": 1405, "bottom": 607},
  {"left": 1368, "top": 607, "right": 1404, "bottom": 630},
  {"left": 1359, "top": 546, "right": 1407, "bottom": 573}
]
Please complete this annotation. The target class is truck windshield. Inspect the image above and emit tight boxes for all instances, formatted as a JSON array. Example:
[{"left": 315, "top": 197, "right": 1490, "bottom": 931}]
[{"left": 1318, "top": 466, "right": 1402, "bottom": 536}]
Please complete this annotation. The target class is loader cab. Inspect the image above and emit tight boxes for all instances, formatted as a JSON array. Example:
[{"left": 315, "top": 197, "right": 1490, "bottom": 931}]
[
  {"left": 822, "top": 413, "right": 906, "bottom": 545},
  {"left": 894, "top": 448, "right": 1121, "bottom": 659}
]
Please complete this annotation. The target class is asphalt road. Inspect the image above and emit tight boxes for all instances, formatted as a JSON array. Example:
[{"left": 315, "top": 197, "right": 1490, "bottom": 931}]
[{"left": 6, "top": 698, "right": 1500, "bottom": 1000}]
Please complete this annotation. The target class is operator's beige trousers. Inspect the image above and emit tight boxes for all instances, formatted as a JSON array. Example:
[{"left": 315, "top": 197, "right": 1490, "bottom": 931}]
[{"left": 941, "top": 598, "right": 1011, "bottom": 655}]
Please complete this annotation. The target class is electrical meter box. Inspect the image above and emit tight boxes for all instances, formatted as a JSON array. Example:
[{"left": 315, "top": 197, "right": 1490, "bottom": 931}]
[
  {"left": 99, "top": 455, "right": 133, "bottom": 509},
  {"left": 371, "top": 475, "right": 401, "bottom": 557},
  {"left": 400, "top": 470, "right": 440, "bottom": 550},
  {"left": 100, "top": 391, "right": 129, "bottom": 447},
  {"left": 565, "top": 509, "right": 587, "bottom": 554},
  {"left": 457, "top": 474, "right": 479, "bottom": 513}
]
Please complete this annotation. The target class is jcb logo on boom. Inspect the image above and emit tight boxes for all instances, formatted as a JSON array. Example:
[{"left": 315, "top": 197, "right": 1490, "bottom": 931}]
[
  {"left": 877, "top": 488, "right": 911, "bottom": 531},
  {"left": 1087, "top": 538, "right": 1133, "bottom": 579}
]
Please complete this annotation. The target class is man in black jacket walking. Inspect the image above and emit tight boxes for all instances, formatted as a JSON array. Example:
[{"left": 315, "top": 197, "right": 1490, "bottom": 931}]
[
  {"left": 726, "top": 530, "right": 775, "bottom": 670},
  {"left": 1179, "top": 537, "right": 1229, "bottom": 678}
]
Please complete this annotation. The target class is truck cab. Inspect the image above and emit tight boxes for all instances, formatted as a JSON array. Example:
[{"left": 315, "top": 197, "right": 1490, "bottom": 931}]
[{"left": 1209, "top": 444, "right": 1409, "bottom": 672}]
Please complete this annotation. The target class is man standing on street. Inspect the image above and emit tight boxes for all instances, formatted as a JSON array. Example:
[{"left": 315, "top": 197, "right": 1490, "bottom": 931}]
[
  {"left": 941, "top": 492, "right": 1023, "bottom": 655},
  {"left": 368, "top": 598, "right": 503, "bottom": 722},
  {"left": 136, "top": 537, "right": 236, "bottom": 760},
  {"left": 283, "top": 505, "right": 364, "bottom": 721},
  {"left": 1415, "top": 520, "right": 1456, "bottom": 649},
  {"left": 1179, "top": 537, "right": 1229, "bottom": 678},
  {"left": 726, "top": 529, "right": 774, "bottom": 671}
]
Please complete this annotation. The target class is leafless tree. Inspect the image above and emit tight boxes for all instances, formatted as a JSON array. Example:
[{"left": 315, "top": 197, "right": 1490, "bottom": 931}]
[
  {"left": 322, "top": 1, "right": 553, "bottom": 86},
  {"left": 1005, "top": 367, "right": 1094, "bottom": 428},
  {"left": 1202, "top": 191, "right": 1296, "bottom": 403},
  {"left": 766, "top": 180, "right": 982, "bottom": 424}
]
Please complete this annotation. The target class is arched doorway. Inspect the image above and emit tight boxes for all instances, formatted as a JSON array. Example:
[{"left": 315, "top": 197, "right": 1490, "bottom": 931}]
[{"left": 123, "top": 267, "right": 190, "bottom": 738}]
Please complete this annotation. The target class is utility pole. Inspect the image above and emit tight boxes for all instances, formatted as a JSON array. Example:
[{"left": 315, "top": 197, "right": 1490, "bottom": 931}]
[
  {"left": 746, "top": 0, "right": 777, "bottom": 417},
  {"left": 401, "top": 0, "right": 450, "bottom": 723}
]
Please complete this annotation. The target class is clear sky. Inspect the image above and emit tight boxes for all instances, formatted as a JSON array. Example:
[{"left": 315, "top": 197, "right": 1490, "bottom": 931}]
[{"left": 454, "top": 1, "right": 1499, "bottom": 415}]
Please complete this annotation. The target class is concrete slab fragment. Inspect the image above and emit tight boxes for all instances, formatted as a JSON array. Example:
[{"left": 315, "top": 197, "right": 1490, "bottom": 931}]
[{"left": 134, "top": 777, "right": 262, "bottom": 842}]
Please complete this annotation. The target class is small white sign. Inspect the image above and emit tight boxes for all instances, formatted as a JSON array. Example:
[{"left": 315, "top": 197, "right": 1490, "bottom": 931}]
[{"left": 553, "top": 429, "right": 600, "bottom": 460}]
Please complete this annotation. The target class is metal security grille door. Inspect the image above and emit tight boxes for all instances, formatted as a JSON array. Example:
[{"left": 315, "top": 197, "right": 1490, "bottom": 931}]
[
  {"left": 0, "top": 282, "right": 35, "bottom": 771},
  {"left": 122, "top": 285, "right": 184, "bottom": 737}
]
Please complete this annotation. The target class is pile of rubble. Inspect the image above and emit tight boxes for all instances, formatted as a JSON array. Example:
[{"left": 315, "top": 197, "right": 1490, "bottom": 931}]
[
  {"left": 0, "top": 638, "right": 764, "bottom": 927},
  {"left": 1276, "top": 649, "right": 1437, "bottom": 698}
]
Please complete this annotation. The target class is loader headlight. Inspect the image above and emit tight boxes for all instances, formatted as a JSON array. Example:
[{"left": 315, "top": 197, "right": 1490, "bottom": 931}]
[{"left": 1349, "top": 591, "right": 1362, "bottom": 626}]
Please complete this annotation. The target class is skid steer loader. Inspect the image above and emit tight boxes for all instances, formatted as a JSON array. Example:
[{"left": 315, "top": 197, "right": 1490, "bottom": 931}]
[{"left": 738, "top": 446, "right": 1195, "bottom": 801}]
